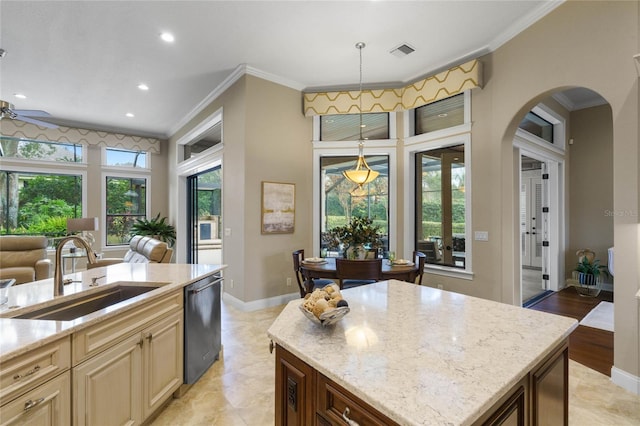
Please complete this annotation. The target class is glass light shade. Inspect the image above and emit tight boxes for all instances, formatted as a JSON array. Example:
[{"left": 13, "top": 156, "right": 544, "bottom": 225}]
[{"left": 343, "top": 155, "right": 379, "bottom": 187}]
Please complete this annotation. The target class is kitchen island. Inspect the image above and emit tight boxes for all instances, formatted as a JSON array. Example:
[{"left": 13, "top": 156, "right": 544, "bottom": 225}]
[
  {"left": 267, "top": 280, "right": 578, "bottom": 425},
  {"left": 0, "top": 262, "right": 224, "bottom": 425}
]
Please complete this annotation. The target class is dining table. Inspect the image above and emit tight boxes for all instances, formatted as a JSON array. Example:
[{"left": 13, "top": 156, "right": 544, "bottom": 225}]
[{"left": 300, "top": 257, "right": 418, "bottom": 293}]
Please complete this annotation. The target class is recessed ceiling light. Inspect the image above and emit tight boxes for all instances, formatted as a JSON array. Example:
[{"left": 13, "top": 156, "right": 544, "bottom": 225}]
[
  {"left": 14, "top": 93, "right": 26, "bottom": 99},
  {"left": 126, "top": 113, "right": 135, "bottom": 118},
  {"left": 160, "top": 32, "right": 175, "bottom": 43},
  {"left": 137, "top": 83, "right": 149, "bottom": 91}
]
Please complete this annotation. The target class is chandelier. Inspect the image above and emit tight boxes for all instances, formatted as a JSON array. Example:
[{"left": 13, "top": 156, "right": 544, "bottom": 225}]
[{"left": 343, "top": 42, "right": 379, "bottom": 188}]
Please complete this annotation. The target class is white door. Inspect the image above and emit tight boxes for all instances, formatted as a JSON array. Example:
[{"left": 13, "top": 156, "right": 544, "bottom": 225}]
[{"left": 521, "top": 169, "right": 543, "bottom": 268}]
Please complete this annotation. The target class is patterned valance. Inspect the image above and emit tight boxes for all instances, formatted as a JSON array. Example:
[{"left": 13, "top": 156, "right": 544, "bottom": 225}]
[
  {"left": 303, "top": 59, "right": 482, "bottom": 116},
  {"left": 0, "top": 119, "right": 162, "bottom": 153}
]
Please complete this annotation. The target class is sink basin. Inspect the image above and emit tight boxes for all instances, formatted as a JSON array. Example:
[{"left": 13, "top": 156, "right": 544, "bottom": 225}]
[{"left": 14, "top": 285, "right": 159, "bottom": 321}]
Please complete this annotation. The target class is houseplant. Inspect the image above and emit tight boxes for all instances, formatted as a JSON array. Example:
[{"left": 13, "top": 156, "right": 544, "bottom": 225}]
[
  {"left": 130, "top": 213, "right": 176, "bottom": 247},
  {"left": 326, "top": 217, "right": 383, "bottom": 259},
  {"left": 573, "top": 249, "right": 609, "bottom": 297}
]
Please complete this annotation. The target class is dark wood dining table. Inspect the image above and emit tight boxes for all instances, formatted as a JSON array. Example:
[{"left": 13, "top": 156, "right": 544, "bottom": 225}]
[{"left": 300, "top": 257, "right": 418, "bottom": 293}]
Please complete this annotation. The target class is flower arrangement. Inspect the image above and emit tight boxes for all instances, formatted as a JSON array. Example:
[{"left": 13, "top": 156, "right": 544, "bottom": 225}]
[{"left": 326, "top": 217, "right": 383, "bottom": 259}]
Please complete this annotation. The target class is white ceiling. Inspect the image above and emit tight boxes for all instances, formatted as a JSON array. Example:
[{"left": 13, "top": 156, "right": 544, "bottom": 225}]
[{"left": 0, "top": 0, "right": 568, "bottom": 139}]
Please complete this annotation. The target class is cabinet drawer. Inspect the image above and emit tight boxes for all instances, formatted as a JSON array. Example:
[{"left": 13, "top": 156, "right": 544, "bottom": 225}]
[
  {"left": 0, "top": 337, "right": 71, "bottom": 406},
  {"left": 0, "top": 370, "right": 71, "bottom": 426},
  {"left": 316, "top": 373, "right": 397, "bottom": 426},
  {"left": 73, "top": 291, "right": 183, "bottom": 365}
]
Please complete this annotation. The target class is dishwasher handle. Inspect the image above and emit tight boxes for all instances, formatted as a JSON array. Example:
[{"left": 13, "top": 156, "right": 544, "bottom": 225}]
[{"left": 188, "top": 277, "right": 223, "bottom": 295}]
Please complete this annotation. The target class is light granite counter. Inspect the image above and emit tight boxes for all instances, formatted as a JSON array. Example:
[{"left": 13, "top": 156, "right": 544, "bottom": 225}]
[
  {"left": 267, "top": 280, "right": 578, "bottom": 426},
  {"left": 0, "top": 263, "right": 225, "bottom": 363}
]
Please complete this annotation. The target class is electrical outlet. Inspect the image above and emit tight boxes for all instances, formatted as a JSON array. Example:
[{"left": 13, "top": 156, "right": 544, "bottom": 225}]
[
  {"left": 437, "top": 284, "right": 444, "bottom": 290},
  {"left": 286, "top": 277, "right": 292, "bottom": 287},
  {"left": 230, "top": 279, "right": 234, "bottom": 288}
]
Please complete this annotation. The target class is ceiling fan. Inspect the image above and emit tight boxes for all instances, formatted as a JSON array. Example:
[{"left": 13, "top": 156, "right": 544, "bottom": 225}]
[{"left": 0, "top": 100, "right": 58, "bottom": 129}]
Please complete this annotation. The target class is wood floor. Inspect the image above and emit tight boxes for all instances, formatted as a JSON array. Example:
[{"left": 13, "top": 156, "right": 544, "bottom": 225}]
[{"left": 528, "top": 287, "right": 614, "bottom": 376}]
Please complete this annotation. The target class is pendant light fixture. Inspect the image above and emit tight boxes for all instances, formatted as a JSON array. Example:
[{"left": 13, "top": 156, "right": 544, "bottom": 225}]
[{"left": 343, "top": 42, "right": 379, "bottom": 188}]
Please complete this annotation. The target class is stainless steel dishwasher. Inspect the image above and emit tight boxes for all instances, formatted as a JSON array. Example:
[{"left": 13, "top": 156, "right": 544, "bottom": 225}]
[{"left": 184, "top": 273, "right": 222, "bottom": 384}]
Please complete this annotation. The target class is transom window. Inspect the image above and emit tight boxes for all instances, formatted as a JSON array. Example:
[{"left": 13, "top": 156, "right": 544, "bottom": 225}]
[
  {"left": 415, "top": 93, "right": 464, "bottom": 135},
  {"left": 105, "top": 148, "right": 147, "bottom": 168},
  {"left": 320, "top": 113, "right": 389, "bottom": 141},
  {"left": 0, "top": 136, "right": 83, "bottom": 162},
  {"left": 518, "top": 112, "right": 554, "bottom": 143}
]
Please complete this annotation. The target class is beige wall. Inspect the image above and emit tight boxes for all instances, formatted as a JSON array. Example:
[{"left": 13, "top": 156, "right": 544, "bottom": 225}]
[
  {"left": 168, "top": 0, "right": 639, "bottom": 383},
  {"left": 567, "top": 104, "right": 614, "bottom": 277}
]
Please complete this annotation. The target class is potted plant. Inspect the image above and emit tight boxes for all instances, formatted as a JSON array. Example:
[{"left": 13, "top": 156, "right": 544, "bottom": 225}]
[
  {"left": 130, "top": 213, "right": 176, "bottom": 247},
  {"left": 326, "top": 217, "right": 383, "bottom": 259},
  {"left": 573, "top": 249, "right": 609, "bottom": 296}
]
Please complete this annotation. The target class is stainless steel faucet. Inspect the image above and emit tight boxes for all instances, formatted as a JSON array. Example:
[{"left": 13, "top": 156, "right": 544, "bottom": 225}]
[{"left": 54, "top": 236, "right": 97, "bottom": 296}]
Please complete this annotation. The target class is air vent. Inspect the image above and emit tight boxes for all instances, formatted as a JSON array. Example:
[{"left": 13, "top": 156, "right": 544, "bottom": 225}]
[{"left": 390, "top": 43, "right": 415, "bottom": 58}]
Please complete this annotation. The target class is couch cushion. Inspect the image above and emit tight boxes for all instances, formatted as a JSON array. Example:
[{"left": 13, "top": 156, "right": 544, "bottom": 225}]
[{"left": 0, "top": 267, "right": 35, "bottom": 285}]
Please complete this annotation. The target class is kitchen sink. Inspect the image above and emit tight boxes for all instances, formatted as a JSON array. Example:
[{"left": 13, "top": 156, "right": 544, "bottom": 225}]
[{"left": 14, "top": 285, "right": 159, "bottom": 321}]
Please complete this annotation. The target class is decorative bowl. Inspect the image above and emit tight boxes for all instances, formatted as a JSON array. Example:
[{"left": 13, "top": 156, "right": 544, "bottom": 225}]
[{"left": 299, "top": 304, "right": 350, "bottom": 326}]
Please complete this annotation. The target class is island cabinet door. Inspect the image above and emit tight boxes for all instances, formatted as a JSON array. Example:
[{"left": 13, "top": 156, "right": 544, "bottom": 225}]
[
  {"left": 275, "top": 345, "right": 315, "bottom": 426},
  {"left": 142, "top": 310, "right": 184, "bottom": 418},
  {"left": 73, "top": 333, "right": 143, "bottom": 426}
]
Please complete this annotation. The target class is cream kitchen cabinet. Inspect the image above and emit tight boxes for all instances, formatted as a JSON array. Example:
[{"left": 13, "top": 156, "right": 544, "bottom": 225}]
[{"left": 72, "top": 292, "right": 184, "bottom": 426}]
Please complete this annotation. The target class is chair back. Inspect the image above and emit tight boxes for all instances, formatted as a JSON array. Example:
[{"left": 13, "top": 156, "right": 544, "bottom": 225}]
[
  {"left": 335, "top": 258, "right": 382, "bottom": 289},
  {"left": 412, "top": 251, "right": 426, "bottom": 285},
  {"left": 292, "top": 249, "right": 306, "bottom": 298},
  {"left": 421, "top": 240, "right": 440, "bottom": 262}
]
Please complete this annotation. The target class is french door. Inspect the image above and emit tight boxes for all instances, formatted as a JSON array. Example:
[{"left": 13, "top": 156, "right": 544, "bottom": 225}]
[{"left": 186, "top": 167, "right": 222, "bottom": 264}]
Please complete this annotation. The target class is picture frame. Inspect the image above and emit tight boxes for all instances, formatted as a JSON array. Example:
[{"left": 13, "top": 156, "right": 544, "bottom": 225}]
[{"left": 261, "top": 181, "right": 295, "bottom": 234}]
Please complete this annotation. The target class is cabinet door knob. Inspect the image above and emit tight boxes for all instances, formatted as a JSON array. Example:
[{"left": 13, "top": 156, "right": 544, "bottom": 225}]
[
  {"left": 24, "top": 397, "right": 45, "bottom": 411},
  {"left": 145, "top": 332, "right": 153, "bottom": 342},
  {"left": 269, "top": 340, "right": 274, "bottom": 354},
  {"left": 342, "top": 407, "right": 360, "bottom": 426}
]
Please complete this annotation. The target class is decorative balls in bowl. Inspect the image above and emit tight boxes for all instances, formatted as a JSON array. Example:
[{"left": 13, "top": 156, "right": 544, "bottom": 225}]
[{"left": 300, "top": 284, "right": 350, "bottom": 326}]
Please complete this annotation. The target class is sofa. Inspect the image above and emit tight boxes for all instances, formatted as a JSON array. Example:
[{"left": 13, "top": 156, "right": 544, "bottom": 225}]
[
  {"left": 87, "top": 235, "right": 173, "bottom": 269},
  {"left": 0, "top": 235, "right": 52, "bottom": 284}
]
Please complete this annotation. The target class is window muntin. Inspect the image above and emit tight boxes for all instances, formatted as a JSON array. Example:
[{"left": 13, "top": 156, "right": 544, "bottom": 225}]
[
  {"left": 320, "top": 113, "right": 389, "bottom": 141},
  {"left": 415, "top": 145, "right": 466, "bottom": 269},
  {"left": 518, "top": 111, "right": 554, "bottom": 143},
  {"left": 105, "top": 176, "right": 147, "bottom": 245},
  {"left": 105, "top": 148, "right": 147, "bottom": 168},
  {"left": 320, "top": 155, "right": 389, "bottom": 257},
  {"left": 415, "top": 94, "right": 464, "bottom": 135},
  {"left": 0, "top": 136, "right": 83, "bottom": 162},
  {"left": 0, "top": 171, "right": 82, "bottom": 242}
]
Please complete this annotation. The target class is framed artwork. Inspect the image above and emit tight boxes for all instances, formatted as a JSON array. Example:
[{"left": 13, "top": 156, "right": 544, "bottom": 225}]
[{"left": 261, "top": 181, "right": 295, "bottom": 234}]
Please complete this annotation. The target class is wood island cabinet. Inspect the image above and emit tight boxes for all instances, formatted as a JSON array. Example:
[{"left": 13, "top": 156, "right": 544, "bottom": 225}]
[{"left": 275, "top": 343, "right": 568, "bottom": 426}]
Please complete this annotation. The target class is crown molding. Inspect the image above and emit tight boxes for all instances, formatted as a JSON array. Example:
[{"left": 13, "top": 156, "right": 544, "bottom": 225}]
[{"left": 169, "top": 64, "right": 305, "bottom": 138}]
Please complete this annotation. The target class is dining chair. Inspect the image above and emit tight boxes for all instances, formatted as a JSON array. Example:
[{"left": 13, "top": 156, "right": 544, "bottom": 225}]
[
  {"left": 335, "top": 258, "right": 382, "bottom": 290},
  {"left": 292, "top": 249, "right": 334, "bottom": 298},
  {"left": 411, "top": 251, "right": 426, "bottom": 285}
]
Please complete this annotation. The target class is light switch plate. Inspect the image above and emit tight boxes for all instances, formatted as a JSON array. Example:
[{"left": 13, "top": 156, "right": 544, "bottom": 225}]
[
  {"left": 224, "top": 228, "right": 232, "bottom": 237},
  {"left": 474, "top": 231, "right": 489, "bottom": 241}
]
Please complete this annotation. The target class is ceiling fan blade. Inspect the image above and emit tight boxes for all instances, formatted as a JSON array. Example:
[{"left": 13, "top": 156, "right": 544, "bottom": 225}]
[
  {"left": 15, "top": 115, "right": 58, "bottom": 129},
  {"left": 12, "top": 109, "right": 51, "bottom": 118}
]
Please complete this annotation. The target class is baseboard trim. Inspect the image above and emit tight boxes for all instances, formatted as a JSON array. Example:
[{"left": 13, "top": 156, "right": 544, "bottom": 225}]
[
  {"left": 611, "top": 366, "right": 640, "bottom": 395},
  {"left": 222, "top": 290, "right": 299, "bottom": 312}
]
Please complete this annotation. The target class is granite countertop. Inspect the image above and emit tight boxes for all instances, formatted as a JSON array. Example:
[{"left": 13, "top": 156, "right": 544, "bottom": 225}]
[
  {"left": 0, "top": 263, "right": 225, "bottom": 363},
  {"left": 267, "top": 280, "right": 578, "bottom": 426}
]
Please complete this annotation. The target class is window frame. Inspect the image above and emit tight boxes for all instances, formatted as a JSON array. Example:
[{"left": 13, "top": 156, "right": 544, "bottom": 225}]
[
  {"left": 312, "top": 113, "right": 397, "bottom": 257},
  {"left": 102, "top": 170, "right": 150, "bottom": 248},
  {"left": 403, "top": 91, "right": 473, "bottom": 279}
]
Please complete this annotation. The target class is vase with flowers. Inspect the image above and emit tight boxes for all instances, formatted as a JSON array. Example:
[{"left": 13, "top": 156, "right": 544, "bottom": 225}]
[{"left": 326, "top": 217, "right": 383, "bottom": 259}]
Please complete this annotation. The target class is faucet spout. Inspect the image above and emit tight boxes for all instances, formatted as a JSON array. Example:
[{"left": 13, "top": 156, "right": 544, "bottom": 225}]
[{"left": 54, "top": 236, "right": 97, "bottom": 297}]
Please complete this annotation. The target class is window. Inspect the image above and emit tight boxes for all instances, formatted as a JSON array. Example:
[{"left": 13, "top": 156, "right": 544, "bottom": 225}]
[
  {"left": 183, "top": 121, "right": 222, "bottom": 161},
  {"left": 415, "top": 145, "right": 466, "bottom": 269},
  {"left": 105, "top": 176, "right": 146, "bottom": 245},
  {"left": 320, "top": 113, "right": 389, "bottom": 141},
  {"left": 320, "top": 155, "right": 389, "bottom": 257},
  {"left": 0, "top": 136, "right": 83, "bottom": 162},
  {"left": 519, "top": 112, "right": 553, "bottom": 143},
  {"left": 0, "top": 171, "right": 82, "bottom": 240},
  {"left": 415, "top": 94, "right": 464, "bottom": 135},
  {"left": 105, "top": 148, "right": 147, "bottom": 168}
]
